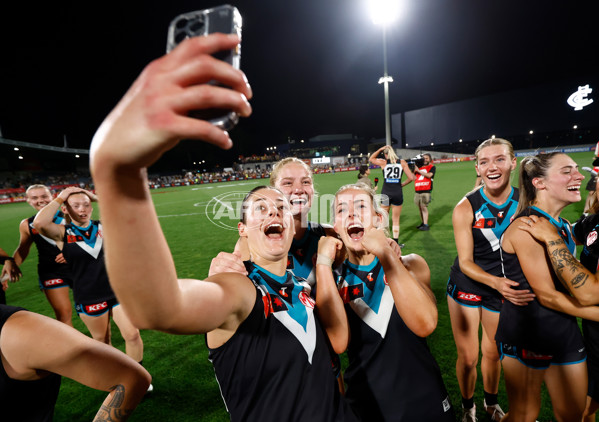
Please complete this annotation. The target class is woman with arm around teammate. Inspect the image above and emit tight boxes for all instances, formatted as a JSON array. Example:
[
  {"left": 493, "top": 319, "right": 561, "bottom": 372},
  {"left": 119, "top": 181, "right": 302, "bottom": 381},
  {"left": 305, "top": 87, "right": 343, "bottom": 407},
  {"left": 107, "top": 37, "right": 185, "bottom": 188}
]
[
  {"left": 369, "top": 145, "right": 414, "bottom": 245},
  {"left": 496, "top": 152, "right": 599, "bottom": 421},
  {"left": 518, "top": 185, "right": 599, "bottom": 422},
  {"left": 447, "top": 138, "right": 535, "bottom": 421}
]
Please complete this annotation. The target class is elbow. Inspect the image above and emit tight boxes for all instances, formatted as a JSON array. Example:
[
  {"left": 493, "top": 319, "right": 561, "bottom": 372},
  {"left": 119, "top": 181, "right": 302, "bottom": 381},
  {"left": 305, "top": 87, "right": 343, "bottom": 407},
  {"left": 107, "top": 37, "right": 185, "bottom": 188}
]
[
  {"left": 330, "top": 332, "right": 349, "bottom": 355},
  {"left": 577, "top": 293, "right": 599, "bottom": 307},
  {"left": 414, "top": 316, "right": 438, "bottom": 338}
]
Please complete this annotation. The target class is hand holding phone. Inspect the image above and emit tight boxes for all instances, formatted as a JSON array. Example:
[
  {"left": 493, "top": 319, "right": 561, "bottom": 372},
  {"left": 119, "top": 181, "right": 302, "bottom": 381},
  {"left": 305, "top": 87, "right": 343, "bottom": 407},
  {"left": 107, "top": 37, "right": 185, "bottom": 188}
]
[{"left": 167, "top": 5, "right": 242, "bottom": 130}]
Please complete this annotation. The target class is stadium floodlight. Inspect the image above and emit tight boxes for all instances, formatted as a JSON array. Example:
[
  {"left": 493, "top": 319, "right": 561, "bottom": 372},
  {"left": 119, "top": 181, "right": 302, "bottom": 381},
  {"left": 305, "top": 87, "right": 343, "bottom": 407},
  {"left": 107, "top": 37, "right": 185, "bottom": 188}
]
[
  {"left": 368, "top": 0, "right": 404, "bottom": 147},
  {"left": 368, "top": 0, "right": 401, "bottom": 26}
]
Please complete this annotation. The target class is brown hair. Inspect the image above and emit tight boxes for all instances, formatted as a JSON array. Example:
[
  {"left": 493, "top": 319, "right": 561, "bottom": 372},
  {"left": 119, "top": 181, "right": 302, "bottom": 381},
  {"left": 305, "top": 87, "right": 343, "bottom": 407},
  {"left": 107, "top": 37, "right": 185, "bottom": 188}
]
[{"left": 516, "top": 152, "right": 565, "bottom": 215}]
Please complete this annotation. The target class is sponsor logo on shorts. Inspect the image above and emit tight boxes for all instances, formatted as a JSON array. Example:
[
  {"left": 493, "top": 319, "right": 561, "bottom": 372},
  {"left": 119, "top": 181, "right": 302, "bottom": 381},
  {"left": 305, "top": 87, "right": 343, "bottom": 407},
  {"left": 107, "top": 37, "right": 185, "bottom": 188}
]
[
  {"left": 457, "top": 291, "right": 481, "bottom": 302},
  {"left": 86, "top": 302, "right": 108, "bottom": 313},
  {"left": 43, "top": 278, "right": 64, "bottom": 287},
  {"left": 521, "top": 349, "right": 552, "bottom": 360}
]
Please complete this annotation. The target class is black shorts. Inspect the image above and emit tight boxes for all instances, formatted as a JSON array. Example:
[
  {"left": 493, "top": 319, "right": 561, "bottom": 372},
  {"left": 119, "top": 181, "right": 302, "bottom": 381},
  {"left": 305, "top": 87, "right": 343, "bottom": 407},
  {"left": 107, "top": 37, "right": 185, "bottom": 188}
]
[
  {"left": 498, "top": 342, "right": 586, "bottom": 370},
  {"left": 75, "top": 298, "right": 119, "bottom": 317},
  {"left": 446, "top": 273, "right": 503, "bottom": 312},
  {"left": 380, "top": 191, "right": 404, "bottom": 206},
  {"left": 38, "top": 276, "right": 73, "bottom": 290}
]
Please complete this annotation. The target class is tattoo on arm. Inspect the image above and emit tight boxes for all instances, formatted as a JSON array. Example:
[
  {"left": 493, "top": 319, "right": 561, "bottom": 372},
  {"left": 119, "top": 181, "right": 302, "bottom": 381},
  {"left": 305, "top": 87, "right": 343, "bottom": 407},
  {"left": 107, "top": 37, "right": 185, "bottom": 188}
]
[
  {"left": 547, "top": 238, "right": 588, "bottom": 289},
  {"left": 93, "top": 384, "right": 134, "bottom": 422}
]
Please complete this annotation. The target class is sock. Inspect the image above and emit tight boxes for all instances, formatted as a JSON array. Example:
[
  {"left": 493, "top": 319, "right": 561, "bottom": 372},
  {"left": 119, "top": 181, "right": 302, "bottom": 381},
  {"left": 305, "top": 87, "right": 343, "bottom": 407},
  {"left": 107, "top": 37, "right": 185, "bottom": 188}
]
[
  {"left": 484, "top": 391, "right": 498, "bottom": 406},
  {"left": 462, "top": 396, "right": 474, "bottom": 410}
]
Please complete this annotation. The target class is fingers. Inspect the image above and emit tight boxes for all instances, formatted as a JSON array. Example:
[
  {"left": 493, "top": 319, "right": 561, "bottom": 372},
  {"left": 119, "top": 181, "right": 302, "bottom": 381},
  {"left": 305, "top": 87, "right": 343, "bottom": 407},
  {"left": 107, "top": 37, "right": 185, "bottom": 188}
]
[
  {"left": 208, "top": 252, "right": 247, "bottom": 277},
  {"left": 170, "top": 84, "right": 252, "bottom": 118}
]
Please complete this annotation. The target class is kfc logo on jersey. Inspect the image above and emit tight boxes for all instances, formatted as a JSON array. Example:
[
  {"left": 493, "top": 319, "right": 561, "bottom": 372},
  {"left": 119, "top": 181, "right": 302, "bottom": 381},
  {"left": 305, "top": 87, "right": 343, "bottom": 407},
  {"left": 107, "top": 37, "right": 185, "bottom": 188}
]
[
  {"left": 299, "top": 290, "right": 315, "bottom": 309},
  {"left": 86, "top": 302, "right": 108, "bottom": 313},
  {"left": 43, "top": 279, "right": 63, "bottom": 288},
  {"left": 587, "top": 231, "right": 598, "bottom": 247},
  {"left": 457, "top": 291, "right": 482, "bottom": 302}
]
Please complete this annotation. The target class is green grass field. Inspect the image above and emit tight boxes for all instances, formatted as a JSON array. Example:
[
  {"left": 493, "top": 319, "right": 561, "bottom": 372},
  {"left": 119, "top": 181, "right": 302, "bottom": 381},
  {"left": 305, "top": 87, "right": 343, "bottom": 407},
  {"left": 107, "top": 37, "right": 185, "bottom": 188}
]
[{"left": 0, "top": 151, "right": 593, "bottom": 421}]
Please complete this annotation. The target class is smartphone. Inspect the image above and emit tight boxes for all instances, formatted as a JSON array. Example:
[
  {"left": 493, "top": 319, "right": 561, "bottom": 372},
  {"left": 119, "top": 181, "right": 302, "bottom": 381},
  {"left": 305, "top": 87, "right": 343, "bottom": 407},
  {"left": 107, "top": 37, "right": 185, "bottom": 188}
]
[{"left": 167, "top": 5, "right": 242, "bottom": 130}]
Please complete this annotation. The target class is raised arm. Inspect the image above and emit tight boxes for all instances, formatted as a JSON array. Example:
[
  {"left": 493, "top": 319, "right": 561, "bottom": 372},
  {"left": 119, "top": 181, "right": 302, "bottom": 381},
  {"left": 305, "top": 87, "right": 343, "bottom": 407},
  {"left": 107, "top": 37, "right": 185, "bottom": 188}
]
[
  {"left": 315, "top": 236, "right": 349, "bottom": 354},
  {"left": 519, "top": 214, "right": 599, "bottom": 305},
  {"left": 0, "top": 310, "right": 151, "bottom": 421},
  {"left": 362, "top": 229, "right": 437, "bottom": 337},
  {"left": 89, "top": 34, "right": 253, "bottom": 334},
  {"left": 453, "top": 198, "right": 535, "bottom": 305},
  {"left": 32, "top": 188, "right": 83, "bottom": 243},
  {"left": 506, "top": 222, "right": 599, "bottom": 321},
  {"left": 369, "top": 146, "right": 387, "bottom": 168}
]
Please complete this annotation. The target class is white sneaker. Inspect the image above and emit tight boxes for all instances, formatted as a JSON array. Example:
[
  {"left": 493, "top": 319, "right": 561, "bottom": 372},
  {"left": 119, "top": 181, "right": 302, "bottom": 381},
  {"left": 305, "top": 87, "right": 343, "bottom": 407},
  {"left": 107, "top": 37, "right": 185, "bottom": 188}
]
[
  {"left": 462, "top": 404, "right": 477, "bottom": 422},
  {"left": 483, "top": 400, "right": 505, "bottom": 422},
  {"left": 146, "top": 383, "right": 154, "bottom": 394}
]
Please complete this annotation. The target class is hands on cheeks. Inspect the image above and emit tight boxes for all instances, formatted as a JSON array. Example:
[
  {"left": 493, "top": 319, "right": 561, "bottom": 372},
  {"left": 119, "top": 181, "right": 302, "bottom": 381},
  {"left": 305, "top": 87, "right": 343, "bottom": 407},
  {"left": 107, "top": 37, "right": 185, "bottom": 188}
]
[
  {"left": 90, "top": 34, "right": 252, "bottom": 174},
  {"left": 318, "top": 236, "right": 344, "bottom": 263},
  {"left": 361, "top": 229, "right": 393, "bottom": 257}
]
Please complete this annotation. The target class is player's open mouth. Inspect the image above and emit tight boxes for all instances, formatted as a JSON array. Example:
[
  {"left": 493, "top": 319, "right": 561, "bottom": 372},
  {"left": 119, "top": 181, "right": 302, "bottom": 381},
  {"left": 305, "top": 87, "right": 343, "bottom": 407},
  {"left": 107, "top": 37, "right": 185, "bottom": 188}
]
[
  {"left": 290, "top": 198, "right": 307, "bottom": 206},
  {"left": 347, "top": 223, "right": 364, "bottom": 241},
  {"left": 264, "top": 223, "right": 284, "bottom": 240},
  {"left": 486, "top": 174, "right": 501, "bottom": 181},
  {"left": 567, "top": 184, "right": 581, "bottom": 192}
]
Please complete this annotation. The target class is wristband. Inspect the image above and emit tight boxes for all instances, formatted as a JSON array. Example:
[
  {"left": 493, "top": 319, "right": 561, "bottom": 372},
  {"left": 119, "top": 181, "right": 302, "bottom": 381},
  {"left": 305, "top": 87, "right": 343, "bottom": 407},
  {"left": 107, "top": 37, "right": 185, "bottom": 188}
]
[
  {"left": 53, "top": 197, "right": 65, "bottom": 205},
  {"left": 316, "top": 254, "right": 334, "bottom": 267}
]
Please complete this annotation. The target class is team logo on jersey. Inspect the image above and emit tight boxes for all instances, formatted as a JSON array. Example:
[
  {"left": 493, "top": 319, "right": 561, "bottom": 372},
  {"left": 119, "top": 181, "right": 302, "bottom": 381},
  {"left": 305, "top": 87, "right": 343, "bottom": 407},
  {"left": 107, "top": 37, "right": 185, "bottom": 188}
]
[
  {"left": 457, "top": 291, "right": 481, "bottom": 302},
  {"left": 298, "top": 290, "right": 315, "bottom": 309},
  {"left": 250, "top": 267, "right": 317, "bottom": 363},
  {"left": 587, "top": 231, "right": 598, "bottom": 247}
]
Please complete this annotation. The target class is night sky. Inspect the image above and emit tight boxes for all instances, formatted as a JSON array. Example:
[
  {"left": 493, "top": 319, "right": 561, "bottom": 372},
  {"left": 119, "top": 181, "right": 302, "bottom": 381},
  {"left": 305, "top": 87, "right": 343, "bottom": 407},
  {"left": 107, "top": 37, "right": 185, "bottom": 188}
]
[{"left": 0, "top": 1, "right": 597, "bottom": 164}]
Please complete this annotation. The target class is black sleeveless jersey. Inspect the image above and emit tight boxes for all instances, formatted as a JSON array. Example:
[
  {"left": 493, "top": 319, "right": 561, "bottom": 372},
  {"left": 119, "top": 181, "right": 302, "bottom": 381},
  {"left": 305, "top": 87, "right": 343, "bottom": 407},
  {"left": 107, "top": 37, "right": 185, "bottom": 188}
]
[
  {"left": 496, "top": 207, "right": 584, "bottom": 354},
  {"left": 380, "top": 160, "right": 404, "bottom": 198},
  {"left": 451, "top": 186, "right": 519, "bottom": 276},
  {"left": 0, "top": 305, "right": 61, "bottom": 421},
  {"left": 287, "top": 221, "right": 326, "bottom": 292},
  {"left": 338, "top": 258, "right": 454, "bottom": 421},
  {"left": 27, "top": 211, "right": 71, "bottom": 280},
  {"left": 207, "top": 261, "right": 356, "bottom": 422},
  {"left": 573, "top": 213, "right": 599, "bottom": 378},
  {"left": 61, "top": 221, "right": 115, "bottom": 304}
]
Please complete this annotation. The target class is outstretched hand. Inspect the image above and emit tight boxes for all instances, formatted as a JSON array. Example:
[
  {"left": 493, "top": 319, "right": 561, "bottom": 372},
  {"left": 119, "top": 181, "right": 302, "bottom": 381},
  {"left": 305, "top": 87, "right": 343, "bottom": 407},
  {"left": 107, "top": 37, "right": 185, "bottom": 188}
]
[{"left": 90, "top": 34, "right": 252, "bottom": 174}]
